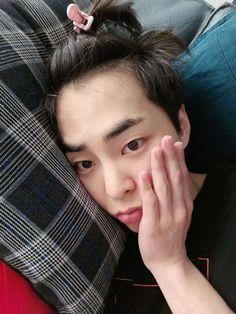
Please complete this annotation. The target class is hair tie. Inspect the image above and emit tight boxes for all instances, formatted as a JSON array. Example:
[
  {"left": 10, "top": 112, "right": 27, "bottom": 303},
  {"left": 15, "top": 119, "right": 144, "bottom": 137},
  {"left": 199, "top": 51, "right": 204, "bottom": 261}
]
[{"left": 67, "top": 3, "right": 94, "bottom": 33}]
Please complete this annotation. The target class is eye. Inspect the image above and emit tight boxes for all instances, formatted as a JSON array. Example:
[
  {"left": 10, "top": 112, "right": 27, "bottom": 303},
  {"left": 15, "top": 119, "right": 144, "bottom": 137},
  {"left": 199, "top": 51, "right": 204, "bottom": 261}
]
[
  {"left": 122, "top": 139, "right": 144, "bottom": 155},
  {"left": 74, "top": 160, "right": 94, "bottom": 174}
]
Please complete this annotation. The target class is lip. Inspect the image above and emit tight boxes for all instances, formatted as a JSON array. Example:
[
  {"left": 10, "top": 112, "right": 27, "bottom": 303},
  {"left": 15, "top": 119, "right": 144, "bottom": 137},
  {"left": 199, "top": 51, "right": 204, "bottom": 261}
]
[{"left": 116, "top": 207, "right": 142, "bottom": 225}]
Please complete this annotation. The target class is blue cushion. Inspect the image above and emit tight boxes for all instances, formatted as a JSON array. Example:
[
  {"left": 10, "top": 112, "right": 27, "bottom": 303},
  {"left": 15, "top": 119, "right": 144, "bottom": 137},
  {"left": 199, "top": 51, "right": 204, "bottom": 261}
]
[{"left": 181, "top": 10, "right": 236, "bottom": 171}]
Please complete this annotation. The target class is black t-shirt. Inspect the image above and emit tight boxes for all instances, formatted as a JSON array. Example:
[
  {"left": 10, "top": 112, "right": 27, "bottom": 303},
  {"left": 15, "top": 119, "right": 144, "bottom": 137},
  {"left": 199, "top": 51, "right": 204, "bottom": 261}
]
[{"left": 104, "top": 163, "right": 236, "bottom": 313}]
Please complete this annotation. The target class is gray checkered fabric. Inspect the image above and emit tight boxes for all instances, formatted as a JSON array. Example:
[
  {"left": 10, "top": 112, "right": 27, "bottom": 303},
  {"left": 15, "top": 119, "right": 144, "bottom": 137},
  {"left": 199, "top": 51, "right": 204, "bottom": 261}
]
[{"left": 0, "top": 0, "right": 125, "bottom": 313}]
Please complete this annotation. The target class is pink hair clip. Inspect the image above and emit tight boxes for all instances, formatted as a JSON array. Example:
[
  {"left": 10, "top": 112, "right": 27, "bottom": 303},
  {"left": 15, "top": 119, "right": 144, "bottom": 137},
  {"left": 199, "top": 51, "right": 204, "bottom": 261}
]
[{"left": 67, "top": 3, "right": 94, "bottom": 33}]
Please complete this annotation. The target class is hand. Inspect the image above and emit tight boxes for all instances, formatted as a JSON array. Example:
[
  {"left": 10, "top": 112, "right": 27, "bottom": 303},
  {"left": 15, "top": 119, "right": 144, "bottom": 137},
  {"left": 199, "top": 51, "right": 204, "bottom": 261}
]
[{"left": 138, "top": 135, "right": 193, "bottom": 274}]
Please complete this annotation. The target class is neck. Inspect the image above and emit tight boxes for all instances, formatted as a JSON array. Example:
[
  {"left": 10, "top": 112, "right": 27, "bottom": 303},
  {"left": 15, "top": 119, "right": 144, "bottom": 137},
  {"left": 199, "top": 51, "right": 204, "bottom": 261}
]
[{"left": 189, "top": 172, "right": 207, "bottom": 200}]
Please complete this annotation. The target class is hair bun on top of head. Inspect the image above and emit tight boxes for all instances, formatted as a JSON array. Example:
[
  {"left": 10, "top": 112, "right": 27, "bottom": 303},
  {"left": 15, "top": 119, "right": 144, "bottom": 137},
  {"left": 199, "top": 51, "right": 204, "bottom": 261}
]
[{"left": 67, "top": 0, "right": 142, "bottom": 38}]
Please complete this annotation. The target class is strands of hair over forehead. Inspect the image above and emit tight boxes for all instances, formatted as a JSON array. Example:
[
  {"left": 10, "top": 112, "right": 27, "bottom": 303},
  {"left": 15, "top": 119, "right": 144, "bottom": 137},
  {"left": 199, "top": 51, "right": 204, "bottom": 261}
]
[{"left": 44, "top": 0, "right": 187, "bottom": 132}]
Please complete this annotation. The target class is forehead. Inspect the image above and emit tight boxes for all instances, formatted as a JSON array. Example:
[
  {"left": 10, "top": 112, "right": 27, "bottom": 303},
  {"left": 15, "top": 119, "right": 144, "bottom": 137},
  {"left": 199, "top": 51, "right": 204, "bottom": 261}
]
[
  {"left": 56, "top": 69, "right": 154, "bottom": 139},
  {"left": 59, "top": 68, "right": 147, "bottom": 111}
]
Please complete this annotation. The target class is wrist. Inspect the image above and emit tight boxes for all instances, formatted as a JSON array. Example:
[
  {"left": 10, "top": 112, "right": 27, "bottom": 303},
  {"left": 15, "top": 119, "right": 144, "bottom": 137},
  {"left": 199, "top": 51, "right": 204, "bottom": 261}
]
[{"left": 150, "top": 256, "right": 192, "bottom": 283}]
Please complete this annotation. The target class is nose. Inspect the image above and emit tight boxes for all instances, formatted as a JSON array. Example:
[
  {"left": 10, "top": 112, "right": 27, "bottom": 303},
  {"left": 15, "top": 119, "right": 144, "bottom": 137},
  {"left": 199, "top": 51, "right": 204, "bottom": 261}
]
[{"left": 103, "top": 163, "right": 136, "bottom": 200}]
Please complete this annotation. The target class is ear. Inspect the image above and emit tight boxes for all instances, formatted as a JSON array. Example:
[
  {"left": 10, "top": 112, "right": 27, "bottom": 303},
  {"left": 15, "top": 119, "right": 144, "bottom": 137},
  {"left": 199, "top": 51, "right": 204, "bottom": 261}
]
[{"left": 178, "top": 105, "right": 191, "bottom": 148}]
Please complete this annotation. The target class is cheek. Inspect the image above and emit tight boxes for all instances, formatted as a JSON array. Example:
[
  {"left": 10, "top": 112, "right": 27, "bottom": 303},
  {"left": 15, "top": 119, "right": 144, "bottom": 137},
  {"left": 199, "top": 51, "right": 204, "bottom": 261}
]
[
  {"left": 135, "top": 147, "right": 153, "bottom": 173},
  {"left": 123, "top": 152, "right": 152, "bottom": 188}
]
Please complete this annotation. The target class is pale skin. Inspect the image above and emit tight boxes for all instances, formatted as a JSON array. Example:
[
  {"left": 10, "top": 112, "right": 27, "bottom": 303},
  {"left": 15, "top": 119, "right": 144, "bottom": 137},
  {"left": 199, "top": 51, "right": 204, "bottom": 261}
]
[{"left": 56, "top": 68, "right": 234, "bottom": 313}]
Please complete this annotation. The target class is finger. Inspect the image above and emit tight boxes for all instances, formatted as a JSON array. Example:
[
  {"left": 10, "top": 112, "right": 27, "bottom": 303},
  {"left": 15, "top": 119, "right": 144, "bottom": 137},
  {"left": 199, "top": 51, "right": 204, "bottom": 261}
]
[
  {"left": 161, "top": 136, "right": 185, "bottom": 216},
  {"left": 174, "top": 141, "right": 193, "bottom": 214},
  {"left": 150, "top": 145, "right": 172, "bottom": 221},
  {"left": 138, "top": 170, "right": 160, "bottom": 228}
]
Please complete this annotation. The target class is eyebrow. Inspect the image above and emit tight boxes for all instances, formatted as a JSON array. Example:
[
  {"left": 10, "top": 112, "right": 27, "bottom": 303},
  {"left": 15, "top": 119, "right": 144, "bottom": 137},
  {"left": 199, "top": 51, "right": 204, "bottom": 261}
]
[
  {"left": 60, "top": 142, "right": 87, "bottom": 153},
  {"left": 104, "top": 117, "right": 144, "bottom": 141},
  {"left": 61, "top": 117, "right": 144, "bottom": 153}
]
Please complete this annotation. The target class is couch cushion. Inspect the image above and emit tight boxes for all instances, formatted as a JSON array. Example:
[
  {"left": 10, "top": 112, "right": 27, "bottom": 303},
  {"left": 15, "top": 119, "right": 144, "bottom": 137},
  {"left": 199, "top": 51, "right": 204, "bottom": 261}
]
[
  {"left": 181, "top": 10, "right": 236, "bottom": 171},
  {"left": 0, "top": 261, "right": 53, "bottom": 314},
  {"left": 134, "top": 0, "right": 213, "bottom": 44}
]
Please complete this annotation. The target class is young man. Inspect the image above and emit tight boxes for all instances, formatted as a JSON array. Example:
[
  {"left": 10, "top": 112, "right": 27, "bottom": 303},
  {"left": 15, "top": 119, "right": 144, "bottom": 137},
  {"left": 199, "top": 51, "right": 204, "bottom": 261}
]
[{"left": 45, "top": 1, "right": 236, "bottom": 312}]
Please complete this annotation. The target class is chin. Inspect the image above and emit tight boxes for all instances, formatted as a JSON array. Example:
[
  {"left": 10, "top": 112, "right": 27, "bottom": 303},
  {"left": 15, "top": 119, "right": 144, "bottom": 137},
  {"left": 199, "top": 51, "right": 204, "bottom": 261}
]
[{"left": 127, "top": 223, "right": 139, "bottom": 233}]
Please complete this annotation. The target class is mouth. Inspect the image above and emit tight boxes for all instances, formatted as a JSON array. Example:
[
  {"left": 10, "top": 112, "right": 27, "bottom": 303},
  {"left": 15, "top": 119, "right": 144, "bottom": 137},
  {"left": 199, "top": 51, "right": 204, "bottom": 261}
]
[{"left": 116, "top": 207, "right": 142, "bottom": 225}]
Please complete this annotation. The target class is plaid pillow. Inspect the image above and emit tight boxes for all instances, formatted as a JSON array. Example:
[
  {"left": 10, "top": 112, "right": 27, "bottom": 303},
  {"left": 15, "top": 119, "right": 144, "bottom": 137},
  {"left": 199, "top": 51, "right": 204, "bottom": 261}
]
[{"left": 0, "top": 1, "right": 125, "bottom": 313}]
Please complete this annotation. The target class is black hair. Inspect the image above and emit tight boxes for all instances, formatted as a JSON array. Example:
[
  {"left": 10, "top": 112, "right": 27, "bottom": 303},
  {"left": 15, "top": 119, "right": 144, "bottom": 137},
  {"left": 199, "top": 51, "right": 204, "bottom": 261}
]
[{"left": 45, "top": 0, "right": 186, "bottom": 132}]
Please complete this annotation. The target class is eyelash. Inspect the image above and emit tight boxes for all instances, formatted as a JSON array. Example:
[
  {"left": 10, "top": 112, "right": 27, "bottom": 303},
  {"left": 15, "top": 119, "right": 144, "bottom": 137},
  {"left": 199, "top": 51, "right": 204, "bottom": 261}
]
[
  {"left": 121, "top": 138, "right": 144, "bottom": 155},
  {"left": 73, "top": 138, "right": 144, "bottom": 175},
  {"left": 74, "top": 160, "right": 94, "bottom": 174}
]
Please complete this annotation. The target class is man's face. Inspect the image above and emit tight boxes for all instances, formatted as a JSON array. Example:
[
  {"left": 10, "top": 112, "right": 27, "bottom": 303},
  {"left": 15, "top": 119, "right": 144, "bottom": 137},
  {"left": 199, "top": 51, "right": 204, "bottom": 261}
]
[{"left": 56, "top": 70, "right": 190, "bottom": 232}]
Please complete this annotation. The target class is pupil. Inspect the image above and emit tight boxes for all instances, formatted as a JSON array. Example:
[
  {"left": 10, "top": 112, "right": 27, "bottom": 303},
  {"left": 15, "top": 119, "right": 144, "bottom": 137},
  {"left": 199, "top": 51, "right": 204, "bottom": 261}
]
[
  {"left": 82, "top": 161, "right": 91, "bottom": 168},
  {"left": 128, "top": 140, "right": 138, "bottom": 150}
]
